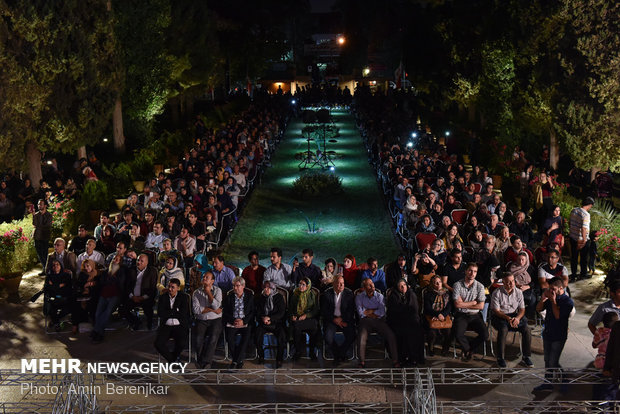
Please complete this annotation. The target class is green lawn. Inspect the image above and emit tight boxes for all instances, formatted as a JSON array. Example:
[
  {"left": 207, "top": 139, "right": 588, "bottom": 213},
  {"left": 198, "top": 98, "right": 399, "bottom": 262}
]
[{"left": 222, "top": 110, "right": 401, "bottom": 269}]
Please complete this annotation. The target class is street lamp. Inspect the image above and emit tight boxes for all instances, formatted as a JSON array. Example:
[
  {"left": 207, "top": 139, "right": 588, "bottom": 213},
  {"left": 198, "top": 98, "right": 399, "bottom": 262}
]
[
  {"left": 337, "top": 36, "right": 345, "bottom": 45},
  {"left": 363, "top": 67, "right": 370, "bottom": 76}
]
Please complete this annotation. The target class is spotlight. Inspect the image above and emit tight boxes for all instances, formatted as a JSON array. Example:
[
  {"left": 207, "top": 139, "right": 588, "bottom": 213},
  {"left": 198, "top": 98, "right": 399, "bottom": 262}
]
[
  {"left": 291, "top": 99, "right": 296, "bottom": 105},
  {"left": 411, "top": 132, "right": 417, "bottom": 138},
  {"left": 363, "top": 67, "right": 370, "bottom": 76},
  {"left": 329, "top": 166, "right": 335, "bottom": 172},
  {"left": 103, "top": 138, "right": 109, "bottom": 142},
  {"left": 445, "top": 131, "right": 451, "bottom": 136},
  {"left": 46, "top": 160, "right": 53, "bottom": 165},
  {"left": 407, "top": 142, "right": 413, "bottom": 148}
]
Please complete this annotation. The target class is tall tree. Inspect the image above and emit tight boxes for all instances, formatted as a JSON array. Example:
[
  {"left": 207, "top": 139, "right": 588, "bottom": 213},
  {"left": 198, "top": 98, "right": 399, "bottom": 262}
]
[
  {"left": 112, "top": 0, "right": 174, "bottom": 147},
  {"left": 0, "top": 0, "right": 119, "bottom": 187},
  {"left": 556, "top": 0, "right": 620, "bottom": 174}
]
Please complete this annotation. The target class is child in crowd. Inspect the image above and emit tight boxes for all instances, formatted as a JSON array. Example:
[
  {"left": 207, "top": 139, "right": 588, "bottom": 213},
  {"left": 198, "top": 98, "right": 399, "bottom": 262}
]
[{"left": 592, "top": 312, "right": 618, "bottom": 370}]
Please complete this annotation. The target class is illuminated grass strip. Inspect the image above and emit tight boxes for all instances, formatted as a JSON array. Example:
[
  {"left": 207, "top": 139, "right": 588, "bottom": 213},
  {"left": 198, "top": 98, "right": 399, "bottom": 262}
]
[{"left": 222, "top": 111, "right": 400, "bottom": 267}]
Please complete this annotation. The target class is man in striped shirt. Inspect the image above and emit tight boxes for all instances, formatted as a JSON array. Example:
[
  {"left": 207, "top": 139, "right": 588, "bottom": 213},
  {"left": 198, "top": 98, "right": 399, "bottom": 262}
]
[{"left": 568, "top": 197, "right": 594, "bottom": 281}]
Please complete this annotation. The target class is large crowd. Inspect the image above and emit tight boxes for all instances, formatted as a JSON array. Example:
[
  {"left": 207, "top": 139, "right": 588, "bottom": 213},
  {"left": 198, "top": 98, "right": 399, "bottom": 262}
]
[{"left": 8, "top": 86, "right": 620, "bottom": 399}]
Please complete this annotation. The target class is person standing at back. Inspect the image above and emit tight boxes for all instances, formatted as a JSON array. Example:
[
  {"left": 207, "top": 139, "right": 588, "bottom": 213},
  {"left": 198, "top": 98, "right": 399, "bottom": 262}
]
[
  {"left": 33, "top": 199, "right": 52, "bottom": 275},
  {"left": 568, "top": 197, "right": 594, "bottom": 281}
]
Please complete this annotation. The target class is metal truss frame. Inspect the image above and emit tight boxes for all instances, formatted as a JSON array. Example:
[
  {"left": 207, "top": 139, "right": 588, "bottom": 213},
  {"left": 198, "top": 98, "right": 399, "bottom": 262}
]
[
  {"left": 428, "top": 368, "right": 606, "bottom": 385},
  {"left": 437, "top": 400, "right": 619, "bottom": 414},
  {"left": 0, "top": 402, "right": 400, "bottom": 414},
  {"left": 51, "top": 373, "right": 98, "bottom": 414},
  {"left": 1, "top": 368, "right": 615, "bottom": 414}
]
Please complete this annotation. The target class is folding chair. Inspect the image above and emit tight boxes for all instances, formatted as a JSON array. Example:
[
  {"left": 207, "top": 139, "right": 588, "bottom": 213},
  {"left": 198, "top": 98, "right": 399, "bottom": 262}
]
[
  {"left": 451, "top": 209, "right": 469, "bottom": 225},
  {"left": 415, "top": 232, "right": 437, "bottom": 252}
]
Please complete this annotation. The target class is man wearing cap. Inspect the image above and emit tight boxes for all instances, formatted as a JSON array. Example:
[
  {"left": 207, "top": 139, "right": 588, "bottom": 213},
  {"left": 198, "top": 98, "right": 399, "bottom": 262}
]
[{"left": 569, "top": 197, "right": 594, "bottom": 280}]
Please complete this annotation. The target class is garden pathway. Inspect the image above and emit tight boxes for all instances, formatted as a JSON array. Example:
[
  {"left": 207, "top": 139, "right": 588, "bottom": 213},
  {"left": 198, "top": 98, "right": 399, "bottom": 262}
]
[{"left": 222, "top": 109, "right": 401, "bottom": 268}]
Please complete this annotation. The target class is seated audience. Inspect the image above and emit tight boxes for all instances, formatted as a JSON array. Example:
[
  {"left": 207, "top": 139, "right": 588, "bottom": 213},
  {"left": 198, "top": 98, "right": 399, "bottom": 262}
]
[
  {"left": 222, "top": 276, "right": 254, "bottom": 369},
  {"left": 387, "top": 279, "right": 425, "bottom": 366},
  {"left": 254, "top": 280, "right": 286, "bottom": 367},
  {"left": 424, "top": 275, "right": 453, "bottom": 356},
  {"left": 355, "top": 278, "right": 399, "bottom": 368},
  {"left": 289, "top": 277, "right": 321, "bottom": 360},
  {"left": 154, "top": 278, "right": 191, "bottom": 362},
  {"left": 490, "top": 273, "right": 533, "bottom": 367},
  {"left": 321, "top": 275, "right": 355, "bottom": 365},
  {"left": 452, "top": 263, "right": 488, "bottom": 360},
  {"left": 193, "top": 271, "right": 223, "bottom": 369}
]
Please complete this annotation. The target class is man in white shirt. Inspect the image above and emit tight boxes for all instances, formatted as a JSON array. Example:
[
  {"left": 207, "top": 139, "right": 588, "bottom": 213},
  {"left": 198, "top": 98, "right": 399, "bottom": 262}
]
[
  {"left": 145, "top": 221, "right": 167, "bottom": 250},
  {"left": 77, "top": 239, "right": 104, "bottom": 270},
  {"left": 192, "top": 271, "right": 222, "bottom": 369},
  {"left": 321, "top": 275, "right": 355, "bottom": 365},
  {"left": 155, "top": 278, "right": 191, "bottom": 363},
  {"left": 490, "top": 273, "right": 533, "bottom": 368},
  {"left": 125, "top": 254, "right": 157, "bottom": 330}
]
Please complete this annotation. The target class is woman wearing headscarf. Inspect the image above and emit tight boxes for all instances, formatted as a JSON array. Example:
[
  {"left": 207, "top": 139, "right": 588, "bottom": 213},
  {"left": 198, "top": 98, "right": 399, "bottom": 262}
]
[
  {"left": 189, "top": 253, "right": 213, "bottom": 294},
  {"left": 415, "top": 214, "right": 436, "bottom": 234},
  {"left": 423, "top": 274, "right": 453, "bottom": 356},
  {"left": 541, "top": 205, "right": 563, "bottom": 247},
  {"left": 96, "top": 224, "right": 117, "bottom": 256},
  {"left": 387, "top": 279, "right": 425, "bottom": 366},
  {"left": 340, "top": 254, "right": 359, "bottom": 290},
  {"left": 44, "top": 259, "right": 73, "bottom": 331},
  {"left": 320, "top": 258, "right": 337, "bottom": 290},
  {"left": 158, "top": 256, "right": 185, "bottom": 294},
  {"left": 507, "top": 252, "right": 536, "bottom": 317},
  {"left": 254, "top": 280, "right": 286, "bottom": 367},
  {"left": 71, "top": 259, "right": 100, "bottom": 334},
  {"left": 289, "top": 277, "right": 320, "bottom": 360}
]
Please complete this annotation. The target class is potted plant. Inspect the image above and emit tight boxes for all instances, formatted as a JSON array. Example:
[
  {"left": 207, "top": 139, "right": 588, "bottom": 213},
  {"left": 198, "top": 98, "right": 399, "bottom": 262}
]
[
  {"left": 0, "top": 226, "right": 35, "bottom": 296},
  {"left": 131, "top": 149, "right": 155, "bottom": 191},
  {"left": 102, "top": 162, "right": 133, "bottom": 210},
  {"left": 81, "top": 180, "right": 110, "bottom": 225}
]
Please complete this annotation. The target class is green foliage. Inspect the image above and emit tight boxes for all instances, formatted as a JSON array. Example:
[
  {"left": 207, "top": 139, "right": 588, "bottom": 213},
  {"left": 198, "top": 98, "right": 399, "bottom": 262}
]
[
  {"left": 130, "top": 149, "right": 155, "bottom": 181},
  {"left": 47, "top": 195, "right": 77, "bottom": 239},
  {"left": 81, "top": 180, "right": 110, "bottom": 211},
  {"left": 0, "top": 219, "right": 38, "bottom": 274},
  {"left": 556, "top": 0, "right": 620, "bottom": 172},
  {"left": 150, "top": 130, "right": 193, "bottom": 166},
  {"left": 102, "top": 162, "right": 134, "bottom": 198},
  {"left": 0, "top": 0, "right": 119, "bottom": 169},
  {"left": 292, "top": 172, "right": 343, "bottom": 198},
  {"left": 592, "top": 200, "right": 620, "bottom": 271},
  {"left": 112, "top": 0, "right": 174, "bottom": 144}
]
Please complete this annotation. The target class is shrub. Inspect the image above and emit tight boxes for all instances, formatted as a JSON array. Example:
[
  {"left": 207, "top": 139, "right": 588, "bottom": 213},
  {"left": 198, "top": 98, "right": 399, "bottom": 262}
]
[
  {"left": 81, "top": 180, "right": 110, "bottom": 211},
  {"left": 102, "top": 162, "right": 134, "bottom": 199},
  {"left": 0, "top": 219, "right": 37, "bottom": 274},
  {"left": 47, "top": 195, "right": 77, "bottom": 239},
  {"left": 592, "top": 200, "right": 620, "bottom": 272},
  {"left": 292, "top": 172, "right": 343, "bottom": 198}
]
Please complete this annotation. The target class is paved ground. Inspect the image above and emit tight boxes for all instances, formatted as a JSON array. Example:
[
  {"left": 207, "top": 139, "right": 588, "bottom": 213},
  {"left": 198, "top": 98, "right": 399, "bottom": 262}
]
[{"left": 0, "top": 266, "right": 611, "bottom": 410}]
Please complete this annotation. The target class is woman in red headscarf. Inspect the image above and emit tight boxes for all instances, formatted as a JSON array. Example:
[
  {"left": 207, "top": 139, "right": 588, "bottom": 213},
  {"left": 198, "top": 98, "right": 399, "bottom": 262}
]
[{"left": 339, "top": 254, "right": 359, "bottom": 290}]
